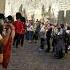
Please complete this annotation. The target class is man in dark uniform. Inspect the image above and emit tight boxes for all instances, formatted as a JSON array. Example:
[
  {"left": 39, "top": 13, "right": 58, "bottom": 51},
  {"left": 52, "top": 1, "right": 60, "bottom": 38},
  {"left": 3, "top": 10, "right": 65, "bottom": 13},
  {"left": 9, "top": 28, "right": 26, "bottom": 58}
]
[{"left": 45, "top": 24, "right": 52, "bottom": 52}]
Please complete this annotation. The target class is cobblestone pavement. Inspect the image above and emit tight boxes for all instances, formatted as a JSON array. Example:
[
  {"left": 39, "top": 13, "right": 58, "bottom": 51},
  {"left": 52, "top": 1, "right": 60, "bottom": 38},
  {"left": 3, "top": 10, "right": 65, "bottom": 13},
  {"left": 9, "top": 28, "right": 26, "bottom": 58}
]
[{"left": 0, "top": 40, "right": 70, "bottom": 70}]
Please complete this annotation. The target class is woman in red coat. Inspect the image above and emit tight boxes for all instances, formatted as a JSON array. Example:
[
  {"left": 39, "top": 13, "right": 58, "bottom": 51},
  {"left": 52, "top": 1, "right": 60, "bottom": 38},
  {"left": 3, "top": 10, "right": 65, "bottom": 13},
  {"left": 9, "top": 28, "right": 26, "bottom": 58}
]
[
  {"left": 2, "top": 32, "right": 12, "bottom": 70},
  {"left": 2, "top": 15, "right": 14, "bottom": 70}
]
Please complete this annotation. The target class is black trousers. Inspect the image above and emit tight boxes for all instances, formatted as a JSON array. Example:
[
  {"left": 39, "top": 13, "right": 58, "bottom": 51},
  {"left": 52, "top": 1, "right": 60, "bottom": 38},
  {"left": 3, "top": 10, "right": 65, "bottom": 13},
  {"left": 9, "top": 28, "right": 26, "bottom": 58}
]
[
  {"left": 33, "top": 32, "right": 38, "bottom": 40},
  {"left": 20, "top": 34, "right": 24, "bottom": 46},
  {"left": 46, "top": 37, "right": 51, "bottom": 52},
  {"left": 65, "top": 44, "right": 68, "bottom": 53},
  {"left": 13, "top": 33, "right": 24, "bottom": 48},
  {"left": 52, "top": 38, "right": 57, "bottom": 52},
  {"left": 40, "top": 38, "right": 45, "bottom": 49}
]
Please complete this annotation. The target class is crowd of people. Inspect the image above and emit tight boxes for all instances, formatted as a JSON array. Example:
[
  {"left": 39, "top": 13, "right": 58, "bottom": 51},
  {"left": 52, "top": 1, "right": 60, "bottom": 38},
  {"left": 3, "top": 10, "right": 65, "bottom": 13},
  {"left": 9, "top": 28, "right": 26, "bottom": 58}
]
[{"left": 0, "top": 12, "right": 70, "bottom": 70}]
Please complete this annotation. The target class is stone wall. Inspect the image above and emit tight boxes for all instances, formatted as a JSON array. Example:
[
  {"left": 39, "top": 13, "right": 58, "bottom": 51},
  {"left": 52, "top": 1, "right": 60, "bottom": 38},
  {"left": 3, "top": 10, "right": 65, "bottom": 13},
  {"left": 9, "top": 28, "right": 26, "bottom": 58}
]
[
  {"left": 57, "top": 10, "right": 65, "bottom": 24},
  {"left": 66, "top": 10, "right": 70, "bottom": 24}
]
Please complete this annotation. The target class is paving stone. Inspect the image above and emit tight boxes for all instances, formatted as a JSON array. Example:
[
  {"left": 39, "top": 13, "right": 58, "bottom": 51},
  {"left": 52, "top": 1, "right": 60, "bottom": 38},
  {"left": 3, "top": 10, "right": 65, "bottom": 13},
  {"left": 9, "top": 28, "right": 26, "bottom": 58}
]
[{"left": 0, "top": 40, "right": 70, "bottom": 70}]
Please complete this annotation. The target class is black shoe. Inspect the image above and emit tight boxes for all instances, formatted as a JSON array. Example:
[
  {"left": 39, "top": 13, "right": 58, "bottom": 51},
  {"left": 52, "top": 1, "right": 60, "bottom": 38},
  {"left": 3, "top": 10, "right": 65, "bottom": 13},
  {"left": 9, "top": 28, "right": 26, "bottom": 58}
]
[
  {"left": 21, "top": 44, "right": 23, "bottom": 47},
  {"left": 16, "top": 46, "right": 18, "bottom": 48},
  {"left": 45, "top": 49, "right": 50, "bottom": 53}
]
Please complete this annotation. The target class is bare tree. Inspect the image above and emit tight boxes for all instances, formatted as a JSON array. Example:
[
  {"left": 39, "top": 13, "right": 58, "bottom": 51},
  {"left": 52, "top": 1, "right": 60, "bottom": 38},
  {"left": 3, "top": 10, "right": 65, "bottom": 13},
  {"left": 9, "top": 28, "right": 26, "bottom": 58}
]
[
  {"left": 22, "top": 8, "right": 27, "bottom": 20},
  {"left": 41, "top": 5, "right": 45, "bottom": 21},
  {"left": 19, "top": 4, "right": 23, "bottom": 14}
]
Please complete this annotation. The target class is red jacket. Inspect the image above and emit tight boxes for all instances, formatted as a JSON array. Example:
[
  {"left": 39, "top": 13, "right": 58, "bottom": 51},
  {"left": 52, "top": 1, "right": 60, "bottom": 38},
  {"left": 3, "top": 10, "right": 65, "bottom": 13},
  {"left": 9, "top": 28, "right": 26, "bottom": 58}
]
[{"left": 14, "top": 20, "right": 25, "bottom": 34}]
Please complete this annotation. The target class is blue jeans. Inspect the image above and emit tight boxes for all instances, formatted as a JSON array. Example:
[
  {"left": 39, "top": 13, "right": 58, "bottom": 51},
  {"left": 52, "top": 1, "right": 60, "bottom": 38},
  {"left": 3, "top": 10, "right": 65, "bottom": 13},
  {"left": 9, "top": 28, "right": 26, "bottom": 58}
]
[
  {"left": 26, "top": 31, "right": 34, "bottom": 40},
  {"left": 29, "top": 31, "right": 34, "bottom": 40}
]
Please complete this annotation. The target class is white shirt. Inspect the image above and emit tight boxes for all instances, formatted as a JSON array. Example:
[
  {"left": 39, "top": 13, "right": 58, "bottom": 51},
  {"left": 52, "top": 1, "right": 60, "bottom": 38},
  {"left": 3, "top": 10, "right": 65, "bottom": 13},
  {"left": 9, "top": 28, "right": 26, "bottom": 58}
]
[
  {"left": 40, "top": 25, "right": 45, "bottom": 32},
  {"left": 66, "top": 30, "right": 70, "bottom": 34},
  {"left": 27, "top": 25, "right": 34, "bottom": 31}
]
